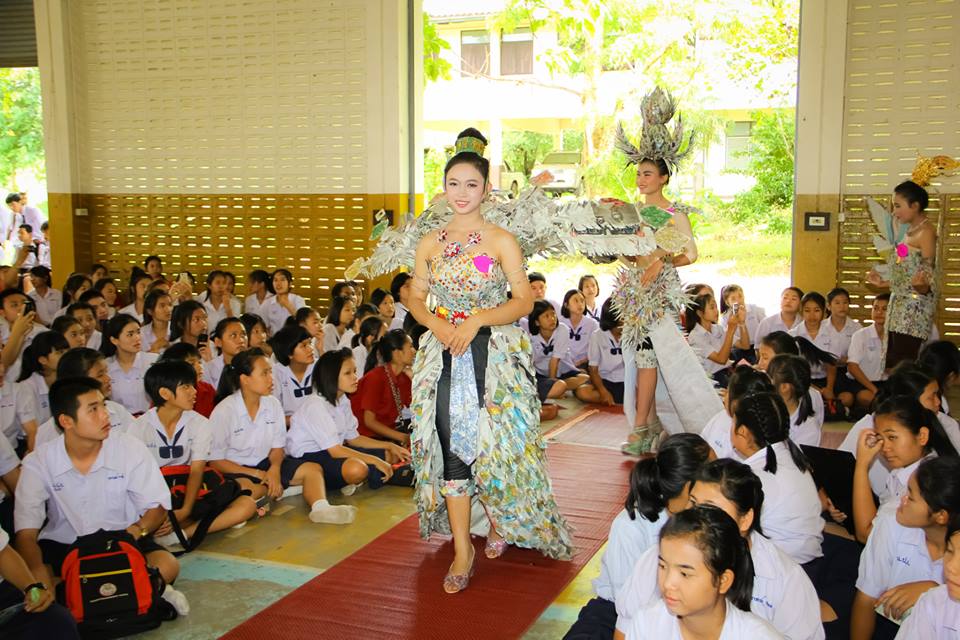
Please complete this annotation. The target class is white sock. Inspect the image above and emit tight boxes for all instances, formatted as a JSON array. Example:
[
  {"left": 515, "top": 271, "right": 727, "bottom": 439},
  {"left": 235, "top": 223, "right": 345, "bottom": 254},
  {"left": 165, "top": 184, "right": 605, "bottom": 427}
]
[
  {"left": 309, "top": 501, "right": 356, "bottom": 525},
  {"left": 311, "top": 499, "right": 330, "bottom": 510}
]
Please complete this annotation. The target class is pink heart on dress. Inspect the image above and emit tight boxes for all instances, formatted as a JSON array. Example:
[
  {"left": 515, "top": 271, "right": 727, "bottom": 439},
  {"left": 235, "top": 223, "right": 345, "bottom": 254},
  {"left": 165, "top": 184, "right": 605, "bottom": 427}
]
[{"left": 473, "top": 255, "right": 494, "bottom": 274}]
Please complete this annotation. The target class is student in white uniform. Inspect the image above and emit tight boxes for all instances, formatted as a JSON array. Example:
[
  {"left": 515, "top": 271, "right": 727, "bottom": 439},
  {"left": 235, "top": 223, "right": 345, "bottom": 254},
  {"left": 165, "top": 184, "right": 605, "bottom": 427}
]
[
  {"left": 839, "top": 294, "right": 888, "bottom": 413},
  {"left": 207, "top": 348, "right": 353, "bottom": 524},
  {"left": 65, "top": 302, "right": 102, "bottom": 353},
  {"left": 291, "top": 307, "right": 324, "bottom": 359},
  {"left": 852, "top": 394, "right": 958, "bottom": 544},
  {"left": 25, "top": 266, "right": 61, "bottom": 327},
  {"left": 567, "top": 434, "right": 712, "bottom": 638},
  {"left": 140, "top": 289, "right": 173, "bottom": 354},
  {"left": 261, "top": 269, "right": 306, "bottom": 336},
  {"left": 578, "top": 274, "right": 602, "bottom": 322},
  {"left": 0, "top": 289, "right": 46, "bottom": 384},
  {"left": 102, "top": 314, "right": 159, "bottom": 415},
  {"left": 789, "top": 292, "right": 839, "bottom": 402},
  {"left": 78, "top": 288, "right": 112, "bottom": 329},
  {"left": 243, "top": 270, "right": 274, "bottom": 318},
  {"left": 528, "top": 300, "right": 587, "bottom": 400},
  {"left": 685, "top": 292, "right": 747, "bottom": 388},
  {"left": 560, "top": 289, "right": 599, "bottom": 370},
  {"left": 196, "top": 270, "right": 242, "bottom": 334},
  {"left": 269, "top": 325, "right": 316, "bottom": 423},
  {"left": 615, "top": 505, "right": 782, "bottom": 640},
  {"left": 50, "top": 315, "right": 86, "bottom": 350},
  {"left": 575, "top": 300, "right": 626, "bottom": 406},
  {"left": 339, "top": 303, "right": 378, "bottom": 351},
  {"left": 821, "top": 288, "right": 862, "bottom": 364},
  {"left": 731, "top": 392, "right": 824, "bottom": 565},
  {"left": 0, "top": 359, "right": 39, "bottom": 457},
  {"left": 852, "top": 457, "right": 960, "bottom": 640},
  {"left": 170, "top": 300, "right": 213, "bottom": 362},
  {"left": 240, "top": 313, "right": 273, "bottom": 359},
  {"left": 131, "top": 360, "right": 257, "bottom": 546},
  {"left": 755, "top": 286, "right": 803, "bottom": 342},
  {"left": 287, "top": 349, "right": 409, "bottom": 496},
  {"left": 14, "top": 377, "right": 188, "bottom": 614},
  {"left": 918, "top": 339, "right": 960, "bottom": 418},
  {"left": 202, "top": 317, "right": 248, "bottom": 392},
  {"left": 895, "top": 515, "right": 960, "bottom": 639},
  {"left": 616, "top": 458, "right": 822, "bottom": 640},
  {"left": 350, "top": 316, "right": 386, "bottom": 376},
  {"left": 767, "top": 354, "right": 824, "bottom": 447},
  {"left": 389, "top": 272, "right": 412, "bottom": 332},
  {"left": 719, "top": 284, "right": 765, "bottom": 364},
  {"left": 118, "top": 271, "right": 151, "bottom": 323},
  {"left": 15, "top": 331, "right": 68, "bottom": 442},
  {"left": 322, "top": 296, "right": 356, "bottom": 353},
  {"left": 700, "top": 366, "right": 774, "bottom": 460},
  {"left": 370, "top": 288, "right": 396, "bottom": 329}
]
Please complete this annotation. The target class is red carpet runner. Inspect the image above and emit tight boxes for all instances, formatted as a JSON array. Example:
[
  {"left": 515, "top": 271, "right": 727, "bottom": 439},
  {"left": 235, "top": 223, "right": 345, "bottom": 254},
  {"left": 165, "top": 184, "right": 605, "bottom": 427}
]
[{"left": 221, "top": 442, "right": 633, "bottom": 640}]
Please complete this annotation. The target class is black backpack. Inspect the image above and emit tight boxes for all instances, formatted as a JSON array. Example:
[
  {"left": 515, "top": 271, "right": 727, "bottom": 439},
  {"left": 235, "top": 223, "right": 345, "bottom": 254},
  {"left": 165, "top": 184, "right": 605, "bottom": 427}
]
[{"left": 60, "top": 530, "right": 176, "bottom": 639}]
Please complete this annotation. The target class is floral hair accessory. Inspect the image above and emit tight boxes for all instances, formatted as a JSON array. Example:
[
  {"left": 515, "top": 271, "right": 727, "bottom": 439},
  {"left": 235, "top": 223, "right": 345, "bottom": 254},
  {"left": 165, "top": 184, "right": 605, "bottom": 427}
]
[{"left": 455, "top": 136, "right": 486, "bottom": 157}]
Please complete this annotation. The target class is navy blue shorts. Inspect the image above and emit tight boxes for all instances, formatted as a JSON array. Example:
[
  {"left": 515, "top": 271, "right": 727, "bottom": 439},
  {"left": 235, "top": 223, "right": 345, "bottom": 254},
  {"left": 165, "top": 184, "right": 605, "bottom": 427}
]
[
  {"left": 292, "top": 447, "right": 387, "bottom": 490},
  {"left": 601, "top": 379, "right": 624, "bottom": 404},
  {"left": 226, "top": 456, "right": 307, "bottom": 489}
]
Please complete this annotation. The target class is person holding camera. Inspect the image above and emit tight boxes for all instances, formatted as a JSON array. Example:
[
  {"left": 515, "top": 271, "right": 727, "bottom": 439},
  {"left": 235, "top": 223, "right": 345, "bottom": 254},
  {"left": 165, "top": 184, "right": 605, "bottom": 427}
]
[{"left": 350, "top": 329, "right": 414, "bottom": 448}]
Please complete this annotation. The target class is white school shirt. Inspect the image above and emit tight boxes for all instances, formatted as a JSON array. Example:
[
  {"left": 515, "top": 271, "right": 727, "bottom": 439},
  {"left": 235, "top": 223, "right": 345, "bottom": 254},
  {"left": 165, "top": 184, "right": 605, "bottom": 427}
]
[
  {"left": 202, "top": 354, "right": 226, "bottom": 389},
  {"left": 390, "top": 301, "right": 408, "bottom": 331},
  {"left": 756, "top": 313, "right": 802, "bottom": 343},
  {"left": 846, "top": 324, "right": 885, "bottom": 382},
  {"left": 130, "top": 408, "right": 212, "bottom": 468},
  {"left": 286, "top": 394, "right": 360, "bottom": 458},
  {"left": 616, "top": 530, "right": 823, "bottom": 640},
  {"left": 743, "top": 441, "right": 824, "bottom": 564},
  {"left": 532, "top": 330, "right": 578, "bottom": 377},
  {"left": 0, "top": 380, "right": 38, "bottom": 447},
  {"left": 700, "top": 409, "right": 737, "bottom": 459},
  {"left": 336, "top": 328, "right": 355, "bottom": 351},
  {"left": 352, "top": 345, "right": 369, "bottom": 371},
  {"left": 819, "top": 317, "right": 862, "bottom": 362},
  {"left": 21, "top": 205, "right": 44, "bottom": 240},
  {"left": 895, "top": 585, "right": 960, "bottom": 639},
  {"left": 621, "top": 598, "right": 783, "bottom": 640},
  {"left": 592, "top": 509, "right": 665, "bottom": 603},
  {"left": 35, "top": 400, "right": 136, "bottom": 447},
  {"left": 562, "top": 315, "right": 599, "bottom": 366},
  {"left": 0, "top": 434, "right": 19, "bottom": 505},
  {"left": 857, "top": 511, "right": 944, "bottom": 599},
  {"left": 118, "top": 303, "right": 144, "bottom": 324},
  {"left": 208, "top": 392, "right": 285, "bottom": 466},
  {"left": 87, "top": 330, "right": 103, "bottom": 351},
  {"left": 688, "top": 323, "right": 728, "bottom": 375},
  {"left": 1, "top": 322, "right": 45, "bottom": 383},
  {"left": 140, "top": 323, "right": 168, "bottom": 353},
  {"left": 323, "top": 323, "right": 344, "bottom": 352},
  {"left": 261, "top": 294, "right": 306, "bottom": 335},
  {"left": 584, "top": 300, "right": 602, "bottom": 322},
  {"left": 272, "top": 362, "right": 313, "bottom": 418},
  {"left": 197, "top": 294, "right": 242, "bottom": 333},
  {"left": 878, "top": 456, "right": 933, "bottom": 521},
  {"left": 37, "top": 241, "right": 50, "bottom": 269},
  {"left": 789, "top": 323, "right": 837, "bottom": 379},
  {"left": 719, "top": 303, "right": 765, "bottom": 348},
  {"left": 244, "top": 293, "right": 274, "bottom": 318},
  {"left": 26, "top": 288, "right": 62, "bottom": 326},
  {"left": 790, "top": 389, "right": 825, "bottom": 447},
  {"left": 107, "top": 351, "right": 159, "bottom": 415},
  {"left": 14, "top": 433, "right": 171, "bottom": 544},
  {"left": 24, "top": 372, "right": 50, "bottom": 425},
  {"left": 587, "top": 330, "right": 625, "bottom": 383}
]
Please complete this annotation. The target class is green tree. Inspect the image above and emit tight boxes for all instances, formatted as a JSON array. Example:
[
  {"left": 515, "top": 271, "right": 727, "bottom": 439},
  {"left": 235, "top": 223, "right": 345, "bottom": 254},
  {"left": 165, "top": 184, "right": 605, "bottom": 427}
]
[
  {"left": 423, "top": 14, "right": 452, "bottom": 84},
  {"left": 503, "top": 130, "right": 553, "bottom": 176},
  {"left": 0, "top": 68, "right": 44, "bottom": 187}
]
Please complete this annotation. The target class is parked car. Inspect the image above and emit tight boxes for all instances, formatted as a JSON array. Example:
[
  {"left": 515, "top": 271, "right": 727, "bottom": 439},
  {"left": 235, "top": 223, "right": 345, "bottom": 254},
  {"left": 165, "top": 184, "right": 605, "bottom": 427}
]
[
  {"left": 532, "top": 151, "right": 584, "bottom": 195},
  {"left": 498, "top": 162, "right": 527, "bottom": 199}
]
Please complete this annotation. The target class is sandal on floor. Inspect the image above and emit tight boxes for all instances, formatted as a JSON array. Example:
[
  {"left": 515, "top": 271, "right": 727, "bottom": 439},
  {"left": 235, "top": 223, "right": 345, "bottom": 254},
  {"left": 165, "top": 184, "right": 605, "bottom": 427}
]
[
  {"left": 485, "top": 536, "right": 508, "bottom": 559},
  {"left": 621, "top": 427, "right": 650, "bottom": 455},
  {"left": 443, "top": 548, "right": 476, "bottom": 594}
]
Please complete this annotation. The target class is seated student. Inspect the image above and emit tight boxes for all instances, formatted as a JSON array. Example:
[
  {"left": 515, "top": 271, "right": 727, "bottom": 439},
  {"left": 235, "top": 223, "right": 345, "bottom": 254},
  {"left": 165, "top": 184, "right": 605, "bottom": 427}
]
[
  {"left": 14, "top": 225, "right": 37, "bottom": 275},
  {"left": 0, "top": 289, "right": 46, "bottom": 383},
  {"left": 685, "top": 292, "right": 747, "bottom": 388},
  {"left": 16, "top": 331, "right": 68, "bottom": 437},
  {"left": 767, "top": 354, "right": 824, "bottom": 447},
  {"left": 35, "top": 348, "right": 136, "bottom": 447},
  {"left": 851, "top": 394, "right": 958, "bottom": 544},
  {"left": 61, "top": 274, "right": 94, "bottom": 315},
  {"left": 37, "top": 222, "right": 51, "bottom": 270},
  {"left": 718, "top": 284, "right": 765, "bottom": 364},
  {"left": 140, "top": 289, "right": 173, "bottom": 354},
  {"left": 0, "top": 432, "right": 19, "bottom": 535},
  {"left": 25, "top": 266, "right": 61, "bottom": 327},
  {"left": 170, "top": 300, "right": 212, "bottom": 357},
  {"left": 261, "top": 269, "right": 305, "bottom": 336},
  {"left": 755, "top": 286, "right": 803, "bottom": 342},
  {"left": 207, "top": 348, "right": 349, "bottom": 523},
  {"left": 529, "top": 301, "right": 588, "bottom": 400},
  {"left": 330, "top": 280, "right": 360, "bottom": 308},
  {"left": 289, "top": 307, "right": 324, "bottom": 359},
  {"left": 269, "top": 325, "right": 316, "bottom": 424},
  {"left": 92, "top": 277, "right": 119, "bottom": 317},
  {"left": 196, "top": 271, "right": 241, "bottom": 333},
  {"left": 789, "top": 292, "right": 840, "bottom": 403},
  {"left": 578, "top": 274, "right": 602, "bottom": 322},
  {"left": 14, "top": 378, "right": 189, "bottom": 614},
  {"left": 341, "top": 303, "right": 378, "bottom": 350},
  {"left": 896, "top": 512, "right": 960, "bottom": 639},
  {"left": 119, "top": 270, "right": 151, "bottom": 323},
  {"left": 202, "top": 317, "right": 248, "bottom": 391},
  {"left": 78, "top": 288, "right": 112, "bottom": 331},
  {"left": 840, "top": 293, "right": 889, "bottom": 413},
  {"left": 918, "top": 339, "right": 960, "bottom": 416},
  {"left": 159, "top": 343, "right": 216, "bottom": 418},
  {"left": 240, "top": 313, "right": 273, "bottom": 358},
  {"left": 852, "top": 457, "right": 960, "bottom": 640},
  {"left": 568, "top": 434, "right": 712, "bottom": 638},
  {"left": 50, "top": 315, "right": 86, "bottom": 349},
  {"left": 322, "top": 296, "right": 356, "bottom": 353},
  {"left": 244, "top": 270, "right": 273, "bottom": 317},
  {"left": 0, "top": 524, "right": 79, "bottom": 638},
  {"left": 731, "top": 392, "right": 824, "bottom": 566},
  {"left": 560, "top": 289, "right": 599, "bottom": 370},
  {"left": 389, "top": 272, "right": 412, "bottom": 331},
  {"left": 65, "top": 302, "right": 102, "bottom": 352},
  {"left": 700, "top": 365, "right": 774, "bottom": 460},
  {"left": 370, "top": 288, "right": 395, "bottom": 328},
  {"left": 519, "top": 272, "right": 561, "bottom": 333},
  {"left": 820, "top": 287, "right": 861, "bottom": 376},
  {"left": 101, "top": 314, "right": 159, "bottom": 415},
  {"left": 615, "top": 505, "right": 781, "bottom": 640},
  {"left": 131, "top": 361, "right": 257, "bottom": 546},
  {"left": 351, "top": 316, "right": 386, "bottom": 372},
  {"left": 575, "top": 298, "right": 625, "bottom": 406},
  {"left": 616, "top": 459, "right": 823, "bottom": 640},
  {"left": 351, "top": 330, "right": 414, "bottom": 446},
  {"left": 288, "top": 349, "right": 409, "bottom": 497}
]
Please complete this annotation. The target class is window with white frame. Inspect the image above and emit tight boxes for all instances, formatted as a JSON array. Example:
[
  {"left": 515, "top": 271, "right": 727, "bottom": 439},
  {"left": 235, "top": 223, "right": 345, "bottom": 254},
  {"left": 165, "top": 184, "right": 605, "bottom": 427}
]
[
  {"left": 724, "top": 121, "right": 753, "bottom": 172},
  {"left": 501, "top": 28, "right": 533, "bottom": 75},
  {"left": 461, "top": 30, "right": 490, "bottom": 76}
]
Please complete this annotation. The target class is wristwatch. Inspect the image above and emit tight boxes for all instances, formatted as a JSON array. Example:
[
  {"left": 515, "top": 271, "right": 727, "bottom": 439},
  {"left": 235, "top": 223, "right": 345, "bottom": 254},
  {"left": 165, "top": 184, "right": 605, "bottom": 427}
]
[{"left": 23, "top": 582, "right": 46, "bottom": 601}]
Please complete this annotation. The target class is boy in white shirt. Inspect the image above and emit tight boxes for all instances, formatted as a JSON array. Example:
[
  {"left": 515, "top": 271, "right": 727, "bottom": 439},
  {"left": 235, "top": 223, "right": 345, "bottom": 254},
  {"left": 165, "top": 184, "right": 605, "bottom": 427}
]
[
  {"left": 0, "top": 289, "right": 45, "bottom": 383},
  {"left": 13, "top": 377, "right": 188, "bottom": 614},
  {"left": 839, "top": 294, "right": 889, "bottom": 414}
]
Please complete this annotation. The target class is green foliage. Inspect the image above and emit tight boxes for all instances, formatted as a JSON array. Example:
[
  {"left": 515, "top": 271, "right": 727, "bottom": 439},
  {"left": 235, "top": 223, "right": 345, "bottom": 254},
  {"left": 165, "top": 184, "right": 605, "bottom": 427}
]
[
  {"left": 423, "top": 14, "right": 452, "bottom": 84},
  {"left": 720, "top": 109, "right": 795, "bottom": 234},
  {"left": 503, "top": 131, "right": 553, "bottom": 176},
  {"left": 423, "top": 147, "right": 447, "bottom": 201},
  {"left": 0, "top": 68, "right": 44, "bottom": 187}
]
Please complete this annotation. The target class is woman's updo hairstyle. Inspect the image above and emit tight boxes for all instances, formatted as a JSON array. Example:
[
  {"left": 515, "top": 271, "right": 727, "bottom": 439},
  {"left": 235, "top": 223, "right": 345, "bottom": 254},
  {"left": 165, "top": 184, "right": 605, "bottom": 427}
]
[{"left": 444, "top": 128, "right": 490, "bottom": 183}]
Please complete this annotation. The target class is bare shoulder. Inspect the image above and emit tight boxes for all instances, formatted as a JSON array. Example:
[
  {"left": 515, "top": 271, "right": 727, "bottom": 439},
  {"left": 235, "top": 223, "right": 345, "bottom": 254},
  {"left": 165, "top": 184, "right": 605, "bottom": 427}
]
[{"left": 485, "top": 224, "right": 518, "bottom": 244}]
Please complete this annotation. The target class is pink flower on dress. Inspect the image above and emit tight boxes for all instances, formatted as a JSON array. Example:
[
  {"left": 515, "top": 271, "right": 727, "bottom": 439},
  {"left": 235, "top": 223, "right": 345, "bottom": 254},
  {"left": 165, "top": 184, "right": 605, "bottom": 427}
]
[
  {"left": 473, "top": 255, "right": 494, "bottom": 274},
  {"left": 896, "top": 243, "right": 909, "bottom": 259}
]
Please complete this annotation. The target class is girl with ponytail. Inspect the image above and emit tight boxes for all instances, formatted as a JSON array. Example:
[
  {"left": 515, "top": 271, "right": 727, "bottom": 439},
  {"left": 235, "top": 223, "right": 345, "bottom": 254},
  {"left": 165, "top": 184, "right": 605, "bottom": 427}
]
[
  {"left": 731, "top": 391, "right": 823, "bottom": 566},
  {"left": 699, "top": 365, "right": 773, "bottom": 458},
  {"left": 615, "top": 505, "right": 780, "bottom": 639},
  {"left": 852, "top": 394, "right": 959, "bottom": 543},
  {"left": 767, "top": 353, "right": 824, "bottom": 446},
  {"left": 568, "top": 434, "right": 712, "bottom": 637},
  {"left": 350, "top": 315, "right": 386, "bottom": 374},
  {"left": 349, "top": 329, "right": 414, "bottom": 446}
]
